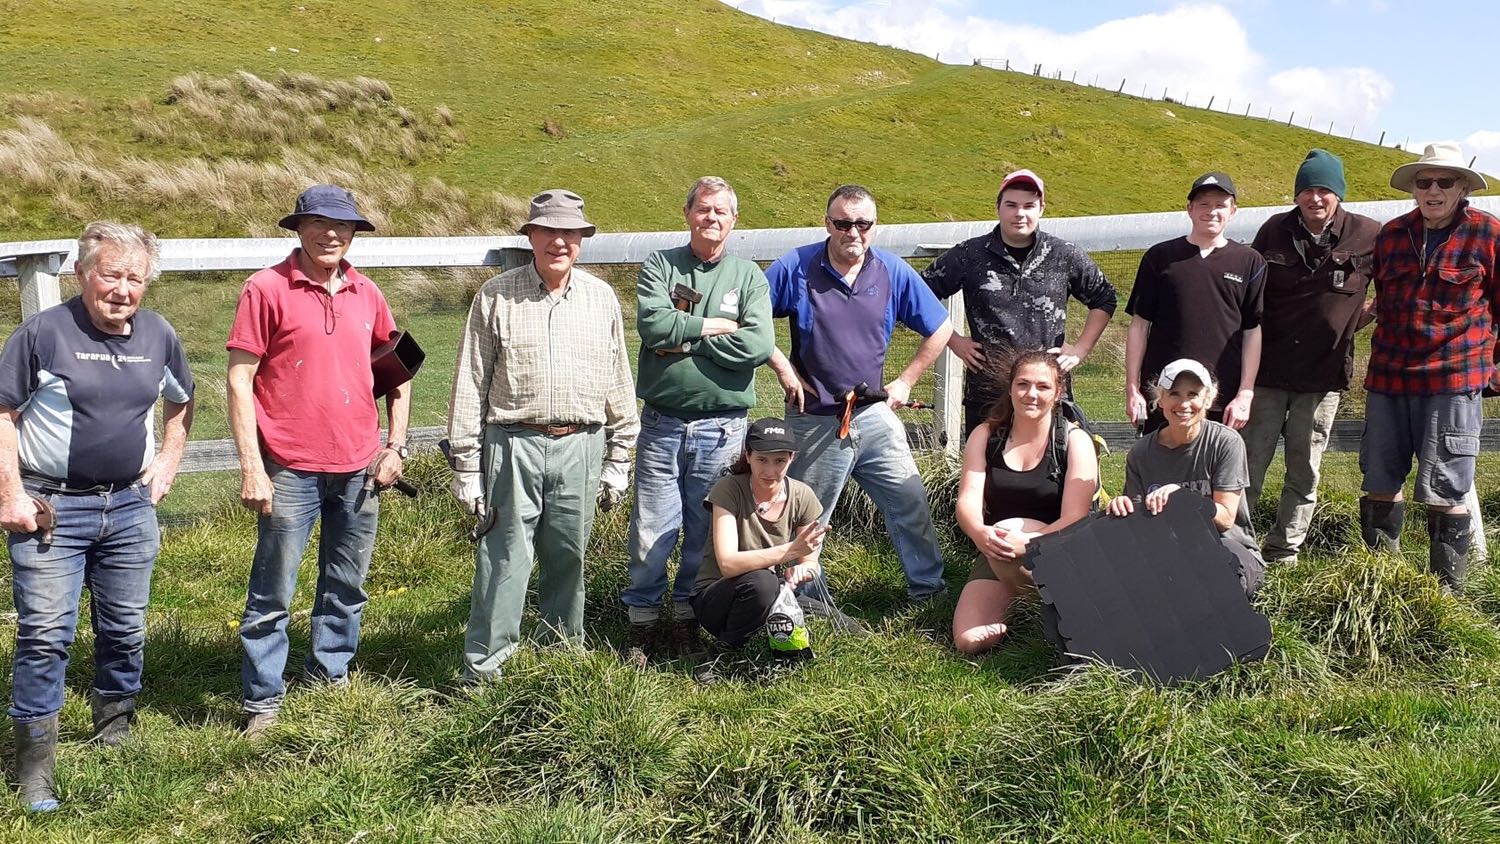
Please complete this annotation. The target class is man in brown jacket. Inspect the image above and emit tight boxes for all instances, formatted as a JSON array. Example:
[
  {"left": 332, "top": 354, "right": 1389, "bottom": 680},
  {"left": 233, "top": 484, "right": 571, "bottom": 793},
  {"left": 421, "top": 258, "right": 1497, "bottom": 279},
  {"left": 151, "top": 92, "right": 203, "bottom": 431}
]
[{"left": 1242, "top": 149, "right": 1379, "bottom": 564}]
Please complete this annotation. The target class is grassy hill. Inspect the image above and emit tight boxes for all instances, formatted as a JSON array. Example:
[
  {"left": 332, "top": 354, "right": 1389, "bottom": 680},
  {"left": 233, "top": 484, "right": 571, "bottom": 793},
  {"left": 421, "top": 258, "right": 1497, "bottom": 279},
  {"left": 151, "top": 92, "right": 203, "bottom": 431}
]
[{"left": 0, "top": 0, "right": 1414, "bottom": 238}]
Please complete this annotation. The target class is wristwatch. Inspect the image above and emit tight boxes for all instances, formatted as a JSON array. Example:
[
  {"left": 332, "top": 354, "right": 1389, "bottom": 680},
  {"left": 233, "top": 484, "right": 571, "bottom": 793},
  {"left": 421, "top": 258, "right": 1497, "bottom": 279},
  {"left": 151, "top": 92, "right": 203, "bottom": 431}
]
[{"left": 388, "top": 442, "right": 410, "bottom": 460}]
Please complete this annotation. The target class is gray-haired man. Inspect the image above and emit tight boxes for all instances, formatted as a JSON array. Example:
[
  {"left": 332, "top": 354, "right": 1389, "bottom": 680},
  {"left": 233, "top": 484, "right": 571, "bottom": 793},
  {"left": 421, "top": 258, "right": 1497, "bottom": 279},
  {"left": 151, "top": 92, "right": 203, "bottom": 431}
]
[
  {"left": 0, "top": 222, "right": 194, "bottom": 811},
  {"left": 622, "top": 177, "right": 774, "bottom": 660},
  {"left": 448, "top": 188, "right": 639, "bottom": 680}
]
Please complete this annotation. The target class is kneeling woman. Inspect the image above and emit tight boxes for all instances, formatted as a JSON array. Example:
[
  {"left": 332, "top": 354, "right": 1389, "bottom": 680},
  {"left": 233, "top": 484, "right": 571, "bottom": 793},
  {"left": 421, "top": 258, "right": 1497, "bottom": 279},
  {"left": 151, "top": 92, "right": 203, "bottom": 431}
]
[
  {"left": 953, "top": 350, "right": 1100, "bottom": 654},
  {"left": 1107, "top": 359, "right": 1266, "bottom": 595},
  {"left": 691, "top": 418, "right": 828, "bottom": 659}
]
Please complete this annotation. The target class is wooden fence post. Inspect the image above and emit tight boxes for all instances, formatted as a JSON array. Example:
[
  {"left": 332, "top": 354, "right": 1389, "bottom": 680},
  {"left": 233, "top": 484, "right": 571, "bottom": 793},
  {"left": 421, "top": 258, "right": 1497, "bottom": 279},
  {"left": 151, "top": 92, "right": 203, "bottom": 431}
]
[
  {"left": 934, "top": 295, "right": 966, "bottom": 459},
  {"left": 17, "top": 253, "right": 64, "bottom": 319}
]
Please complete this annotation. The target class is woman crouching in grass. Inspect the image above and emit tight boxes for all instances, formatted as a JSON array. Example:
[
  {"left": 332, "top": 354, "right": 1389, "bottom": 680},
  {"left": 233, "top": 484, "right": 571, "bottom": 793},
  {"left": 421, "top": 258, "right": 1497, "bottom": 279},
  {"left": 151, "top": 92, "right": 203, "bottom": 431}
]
[
  {"left": 1106, "top": 359, "right": 1265, "bottom": 596},
  {"left": 953, "top": 350, "right": 1099, "bottom": 654},
  {"left": 689, "top": 418, "right": 828, "bottom": 680}
]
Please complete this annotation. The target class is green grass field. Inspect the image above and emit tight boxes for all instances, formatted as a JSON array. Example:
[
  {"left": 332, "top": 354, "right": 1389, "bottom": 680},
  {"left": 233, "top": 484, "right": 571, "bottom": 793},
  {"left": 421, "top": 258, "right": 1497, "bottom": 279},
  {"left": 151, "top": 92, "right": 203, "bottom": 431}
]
[{"left": 3, "top": 1, "right": 1499, "bottom": 841}]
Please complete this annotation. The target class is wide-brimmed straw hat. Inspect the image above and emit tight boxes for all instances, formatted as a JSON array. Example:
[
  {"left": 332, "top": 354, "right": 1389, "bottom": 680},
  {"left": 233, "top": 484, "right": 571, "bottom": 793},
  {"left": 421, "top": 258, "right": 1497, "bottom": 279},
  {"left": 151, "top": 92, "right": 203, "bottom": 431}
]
[
  {"left": 1390, "top": 142, "right": 1488, "bottom": 192},
  {"left": 278, "top": 184, "right": 376, "bottom": 232},
  {"left": 518, "top": 188, "right": 597, "bottom": 237}
]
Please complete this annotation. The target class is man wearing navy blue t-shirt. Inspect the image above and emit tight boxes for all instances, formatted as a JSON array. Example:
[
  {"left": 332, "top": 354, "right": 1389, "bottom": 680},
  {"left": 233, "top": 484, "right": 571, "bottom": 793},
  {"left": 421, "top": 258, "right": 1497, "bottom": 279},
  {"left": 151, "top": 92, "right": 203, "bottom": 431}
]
[
  {"left": 766, "top": 185, "right": 954, "bottom": 611},
  {"left": 0, "top": 222, "right": 194, "bottom": 813}
]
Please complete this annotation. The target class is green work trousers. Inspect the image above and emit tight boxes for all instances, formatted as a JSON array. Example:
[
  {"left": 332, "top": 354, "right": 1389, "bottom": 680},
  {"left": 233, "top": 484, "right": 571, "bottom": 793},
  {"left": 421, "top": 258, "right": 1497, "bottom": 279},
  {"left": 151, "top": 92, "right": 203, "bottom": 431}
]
[{"left": 464, "top": 423, "right": 604, "bottom": 679}]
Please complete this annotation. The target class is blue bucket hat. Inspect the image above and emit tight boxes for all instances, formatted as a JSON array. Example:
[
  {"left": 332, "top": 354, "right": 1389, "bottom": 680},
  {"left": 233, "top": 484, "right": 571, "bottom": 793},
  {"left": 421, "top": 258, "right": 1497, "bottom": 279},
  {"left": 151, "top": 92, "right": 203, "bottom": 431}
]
[{"left": 278, "top": 184, "right": 376, "bottom": 232}]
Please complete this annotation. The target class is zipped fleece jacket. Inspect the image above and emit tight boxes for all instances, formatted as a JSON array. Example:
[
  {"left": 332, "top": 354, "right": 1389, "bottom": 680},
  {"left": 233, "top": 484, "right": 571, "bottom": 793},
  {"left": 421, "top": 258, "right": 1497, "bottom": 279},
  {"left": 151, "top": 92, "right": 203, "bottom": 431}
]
[{"left": 635, "top": 245, "right": 774, "bottom": 417}]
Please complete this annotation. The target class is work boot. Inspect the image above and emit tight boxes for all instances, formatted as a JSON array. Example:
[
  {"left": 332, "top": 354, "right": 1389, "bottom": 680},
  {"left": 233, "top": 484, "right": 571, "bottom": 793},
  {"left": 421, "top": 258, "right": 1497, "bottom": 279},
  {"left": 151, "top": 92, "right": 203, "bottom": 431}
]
[
  {"left": 243, "top": 710, "right": 279, "bottom": 741},
  {"left": 624, "top": 622, "right": 663, "bottom": 667},
  {"left": 690, "top": 642, "right": 731, "bottom": 686},
  {"left": 1428, "top": 511, "right": 1472, "bottom": 595},
  {"left": 668, "top": 619, "right": 706, "bottom": 659},
  {"left": 90, "top": 692, "right": 136, "bottom": 747},
  {"left": 14, "top": 715, "right": 59, "bottom": 812},
  {"left": 1359, "top": 497, "right": 1404, "bottom": 553}
]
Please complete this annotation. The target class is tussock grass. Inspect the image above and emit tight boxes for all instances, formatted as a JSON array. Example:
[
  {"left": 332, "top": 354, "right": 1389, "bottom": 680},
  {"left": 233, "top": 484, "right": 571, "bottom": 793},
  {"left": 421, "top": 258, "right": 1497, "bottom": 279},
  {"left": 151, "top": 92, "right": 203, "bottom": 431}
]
[{"left": 0, "top": 72, "right": 526, "bottom": 239}]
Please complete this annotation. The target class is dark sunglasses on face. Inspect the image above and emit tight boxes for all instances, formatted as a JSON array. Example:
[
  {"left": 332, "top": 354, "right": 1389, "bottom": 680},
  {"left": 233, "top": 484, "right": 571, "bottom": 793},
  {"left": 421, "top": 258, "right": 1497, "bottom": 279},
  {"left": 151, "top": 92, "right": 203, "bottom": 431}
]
[
  {"left": 1414, "top": 177, "right": 1461, "bottom": 190},
  {"left": 827, "top": 217, "right": 875, "bottom": 233}
]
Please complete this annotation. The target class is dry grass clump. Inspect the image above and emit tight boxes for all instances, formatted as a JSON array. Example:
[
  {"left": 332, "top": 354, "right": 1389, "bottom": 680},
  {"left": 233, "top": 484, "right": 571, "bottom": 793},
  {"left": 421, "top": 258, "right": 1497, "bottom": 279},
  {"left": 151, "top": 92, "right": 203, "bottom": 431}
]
[
  {"left": 141, "top": 71, "right": 458, "bottom": 161},
  {"left": 0, "top": 72, "right": 526, "bottom": 237}
]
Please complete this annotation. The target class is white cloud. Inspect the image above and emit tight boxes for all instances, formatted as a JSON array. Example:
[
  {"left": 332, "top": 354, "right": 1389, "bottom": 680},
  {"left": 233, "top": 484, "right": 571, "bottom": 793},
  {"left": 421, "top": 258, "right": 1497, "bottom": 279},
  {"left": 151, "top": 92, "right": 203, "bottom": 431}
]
[
  {"left": 729, "top": 1, "right": 1392, "bottom": 137},
  {"left": 1462, "top": 130, "right": 1500, "bottom": 180}
]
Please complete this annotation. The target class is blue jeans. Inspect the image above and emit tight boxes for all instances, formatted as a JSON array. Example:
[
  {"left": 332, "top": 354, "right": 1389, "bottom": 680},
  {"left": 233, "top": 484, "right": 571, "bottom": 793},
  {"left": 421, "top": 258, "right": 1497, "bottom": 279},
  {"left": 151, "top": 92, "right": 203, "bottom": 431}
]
[
  {"left": 240, "top": 461, "right": 379, "bottom": 712},
  {"left": 8, "top": 481, "right": 160, "bottom": 722},
  {"left": 622, "top": 408, "right": 746, "bottom": 620},
  {"left": 788, "top": 404, "right": 946, "bottom": 600}
]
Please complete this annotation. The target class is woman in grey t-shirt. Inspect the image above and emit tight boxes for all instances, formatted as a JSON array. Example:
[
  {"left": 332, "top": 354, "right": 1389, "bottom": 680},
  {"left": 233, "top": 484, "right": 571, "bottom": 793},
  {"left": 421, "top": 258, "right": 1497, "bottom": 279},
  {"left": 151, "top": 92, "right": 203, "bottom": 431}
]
[
  {"left": 1107, "top": 359, "right": 1266, "bottom": 595},
  {"left": 690, "top": 418, "right": 828, "bottom": 666}
]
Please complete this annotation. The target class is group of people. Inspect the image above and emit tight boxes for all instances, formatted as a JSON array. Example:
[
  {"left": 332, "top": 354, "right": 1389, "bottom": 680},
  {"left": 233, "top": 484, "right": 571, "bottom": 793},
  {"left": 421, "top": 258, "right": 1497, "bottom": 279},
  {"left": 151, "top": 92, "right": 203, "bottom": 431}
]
[{"left": 2, "top": 142, "right": 1495, "bottom": 811}]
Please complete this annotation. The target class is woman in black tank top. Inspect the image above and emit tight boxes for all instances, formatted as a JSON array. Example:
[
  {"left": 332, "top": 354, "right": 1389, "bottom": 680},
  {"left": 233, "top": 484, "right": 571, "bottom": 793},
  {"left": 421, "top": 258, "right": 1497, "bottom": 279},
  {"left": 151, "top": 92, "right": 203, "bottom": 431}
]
[{"left": 953, "top": 350, "right": 1101, "bottom": 654}]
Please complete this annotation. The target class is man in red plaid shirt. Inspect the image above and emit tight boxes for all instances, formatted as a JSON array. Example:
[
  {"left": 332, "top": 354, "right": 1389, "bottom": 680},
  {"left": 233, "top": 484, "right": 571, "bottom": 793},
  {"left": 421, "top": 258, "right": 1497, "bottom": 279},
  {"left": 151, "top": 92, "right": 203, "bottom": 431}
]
[{"left": 1360, "top": 142, "right": 1498, "bottom": 593}]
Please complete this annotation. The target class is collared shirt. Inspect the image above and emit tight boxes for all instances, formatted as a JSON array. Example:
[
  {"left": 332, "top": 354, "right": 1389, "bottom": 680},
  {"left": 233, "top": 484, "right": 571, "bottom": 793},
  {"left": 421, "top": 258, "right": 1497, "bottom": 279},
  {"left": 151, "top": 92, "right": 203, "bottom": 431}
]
[
  {"left": 227, "top": 250, "right": 398, "bottom": 473},
  {"left": 765, "top": 242, "right": 949, "bottom": 416},
  {"left": 0, "top": 298, "right": 194, "bottom": 485},
  {"left": 1252, "top": 207, "right": 1379, "bottom": 392},
  {"left": 1367, "top": 201, "right": 1500, "bottom": 396},
  {"left": 922, "top": 226, "right": 1117, "bottom": 404},
  {"left": 447, "top": 262, "right": 639, "bottom": 472}
]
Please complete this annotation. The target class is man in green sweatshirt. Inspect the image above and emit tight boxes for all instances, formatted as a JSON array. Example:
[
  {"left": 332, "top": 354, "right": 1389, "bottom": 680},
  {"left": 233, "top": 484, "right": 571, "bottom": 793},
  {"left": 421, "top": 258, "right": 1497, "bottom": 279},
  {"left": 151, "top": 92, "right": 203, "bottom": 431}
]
[{"left": 623, "top": 176, "right": 775, "bottom": 660}]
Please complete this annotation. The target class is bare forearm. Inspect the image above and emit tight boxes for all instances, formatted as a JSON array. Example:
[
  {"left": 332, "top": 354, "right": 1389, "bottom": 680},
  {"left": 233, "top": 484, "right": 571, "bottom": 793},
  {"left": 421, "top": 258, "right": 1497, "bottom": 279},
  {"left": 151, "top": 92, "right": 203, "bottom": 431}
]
[
  {"left": 0, "top": 411, "right": 26, "bottom": 502},
  {"left": 1237, "top": 327, "right": 1262, "bottom": 395},
  {"left": 1124, "top": 317, "right": 1150, "bottom": 390},
  {"left": 718, "top": 541, "right": 798, "bottom": 578},
  {"left": 156, "top": 399, "right": 193, "bottom": 467},
  {"left": 384, "top": 383, "right": 411, "bottom": 444},
  {"left": 227, "top": 378, "right": 263, "bottom": 474}
]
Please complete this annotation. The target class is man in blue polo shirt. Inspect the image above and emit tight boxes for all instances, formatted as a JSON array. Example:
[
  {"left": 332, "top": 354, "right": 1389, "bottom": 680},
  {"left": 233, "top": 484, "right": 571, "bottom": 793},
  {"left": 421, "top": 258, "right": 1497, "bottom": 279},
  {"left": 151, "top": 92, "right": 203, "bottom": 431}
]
[{"left": 766, "top": 184, "right": 954, "bottom": 608}]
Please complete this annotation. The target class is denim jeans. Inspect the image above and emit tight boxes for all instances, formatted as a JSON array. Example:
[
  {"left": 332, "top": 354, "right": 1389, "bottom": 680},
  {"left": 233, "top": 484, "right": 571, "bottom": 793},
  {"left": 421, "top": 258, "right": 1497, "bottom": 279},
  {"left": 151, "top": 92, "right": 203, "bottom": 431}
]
[
  {"left": 240, "top": 461, "right": 379, "bottom": 713},
  {"left": 8, "top": 481, "right": 159, "bottom": 722},
  {"left": 622, "top": 408, "right": 746, "bottom": 621},
  {"left": 787, "top": 403, "right": 946, "bottom": 600},
  {"left": 1241, "top": 388, "right": 1341, "bottom": 562}
]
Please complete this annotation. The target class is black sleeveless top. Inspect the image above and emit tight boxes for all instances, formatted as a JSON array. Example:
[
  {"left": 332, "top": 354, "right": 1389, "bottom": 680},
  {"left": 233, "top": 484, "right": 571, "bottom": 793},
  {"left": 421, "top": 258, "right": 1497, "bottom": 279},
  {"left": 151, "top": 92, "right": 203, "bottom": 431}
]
[{"left": 983, "top": 425, "right": 1064, "bottom": 525}]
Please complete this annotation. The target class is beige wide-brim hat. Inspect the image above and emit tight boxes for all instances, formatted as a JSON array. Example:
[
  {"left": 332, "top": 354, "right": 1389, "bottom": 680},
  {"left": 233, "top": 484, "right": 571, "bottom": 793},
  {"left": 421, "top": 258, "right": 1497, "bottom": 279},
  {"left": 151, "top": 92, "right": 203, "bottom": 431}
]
[
  {"left": 1390, "top": 142, "right": 1489, "bottom": 192},
  {"left": 517, "top": 188, "right": 597, "bottom": 237}
]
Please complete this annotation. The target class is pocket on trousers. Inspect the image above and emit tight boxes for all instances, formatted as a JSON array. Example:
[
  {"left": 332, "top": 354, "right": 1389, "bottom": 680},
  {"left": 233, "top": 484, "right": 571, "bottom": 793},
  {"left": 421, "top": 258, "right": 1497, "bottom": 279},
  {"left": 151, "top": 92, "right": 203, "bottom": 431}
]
[{"left": 1441, "top": 432, "right": 1480, "bottom": 458}]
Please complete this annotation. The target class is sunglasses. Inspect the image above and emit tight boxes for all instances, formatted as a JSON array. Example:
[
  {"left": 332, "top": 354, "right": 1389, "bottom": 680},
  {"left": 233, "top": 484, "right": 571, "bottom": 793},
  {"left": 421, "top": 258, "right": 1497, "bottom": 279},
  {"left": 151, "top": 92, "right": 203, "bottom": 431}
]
[
  {"left": 827, "top": 217, "right": 875, "bottom": 233},
  {"left": 1414, "top": 177, "right": 1462, "bottom": 190}
]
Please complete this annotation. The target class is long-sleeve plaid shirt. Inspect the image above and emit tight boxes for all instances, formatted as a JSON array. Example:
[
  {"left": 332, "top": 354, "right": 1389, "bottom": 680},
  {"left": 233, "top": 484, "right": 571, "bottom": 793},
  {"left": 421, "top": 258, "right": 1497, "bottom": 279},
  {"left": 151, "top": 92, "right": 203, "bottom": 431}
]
[
  {"left": 446, "top": 263, "right": 639, "bottom": 473},
  {"left": 1366, "top": 201, "right": 1500, "bottom": 396}
]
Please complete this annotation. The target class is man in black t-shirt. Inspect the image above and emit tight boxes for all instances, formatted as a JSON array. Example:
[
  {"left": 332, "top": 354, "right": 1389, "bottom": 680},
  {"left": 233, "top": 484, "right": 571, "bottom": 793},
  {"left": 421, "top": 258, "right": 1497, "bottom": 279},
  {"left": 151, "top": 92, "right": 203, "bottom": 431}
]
[{"left": 1124, "top": 172, "right": 1267, "bottom": 434}]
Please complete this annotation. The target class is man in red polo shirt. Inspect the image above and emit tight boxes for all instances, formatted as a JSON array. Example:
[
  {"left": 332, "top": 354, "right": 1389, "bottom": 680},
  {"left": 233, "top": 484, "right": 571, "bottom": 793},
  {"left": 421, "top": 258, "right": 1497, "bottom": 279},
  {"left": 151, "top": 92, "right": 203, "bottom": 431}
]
[{"left": 226, "top": 185, "right": 410, "bottom": 735}]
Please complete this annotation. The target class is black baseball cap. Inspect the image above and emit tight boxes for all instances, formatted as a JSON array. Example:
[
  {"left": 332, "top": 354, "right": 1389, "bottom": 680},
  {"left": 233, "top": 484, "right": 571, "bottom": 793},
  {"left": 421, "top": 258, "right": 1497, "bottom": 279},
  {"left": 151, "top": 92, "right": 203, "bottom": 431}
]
[
  {"left": 1188, "top": 171, "right": 1237, "bottom": 200},
  {"left": 746, "top": 417, "right": 797, "bottom": 452}
]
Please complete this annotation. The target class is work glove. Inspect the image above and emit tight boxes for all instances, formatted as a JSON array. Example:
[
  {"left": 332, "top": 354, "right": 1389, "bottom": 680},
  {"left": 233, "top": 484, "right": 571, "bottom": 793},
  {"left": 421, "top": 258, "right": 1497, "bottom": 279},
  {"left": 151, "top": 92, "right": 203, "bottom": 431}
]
[
  {"left": 450, "top": 471, "right": 485, "bottom": 515},
  {"left": 597, "top": 459, "right": 631, "bottom": 512}
]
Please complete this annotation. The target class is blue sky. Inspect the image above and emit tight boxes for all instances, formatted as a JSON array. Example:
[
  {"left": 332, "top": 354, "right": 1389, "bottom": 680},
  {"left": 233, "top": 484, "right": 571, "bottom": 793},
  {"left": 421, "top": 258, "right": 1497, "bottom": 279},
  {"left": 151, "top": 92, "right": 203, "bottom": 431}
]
[{"left": 729, "top": 0, "right": 1500, "bottom": 177}]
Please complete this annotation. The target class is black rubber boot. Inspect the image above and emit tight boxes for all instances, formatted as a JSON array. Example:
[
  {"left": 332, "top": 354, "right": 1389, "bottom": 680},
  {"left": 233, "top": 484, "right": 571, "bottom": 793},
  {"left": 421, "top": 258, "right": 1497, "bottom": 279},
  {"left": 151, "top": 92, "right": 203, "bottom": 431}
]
[
  {"left": 14, "top": 715, "right": 60, "bottom": 812},
  {"left": 90, "top": 692, "right": 136, "bottom": 747},
  {"left": 1427, "top": 511, "right": 1471, "bottom": 595},
  {"left": 1359, "top": 497, "right": 1404, "bottom": 553}
]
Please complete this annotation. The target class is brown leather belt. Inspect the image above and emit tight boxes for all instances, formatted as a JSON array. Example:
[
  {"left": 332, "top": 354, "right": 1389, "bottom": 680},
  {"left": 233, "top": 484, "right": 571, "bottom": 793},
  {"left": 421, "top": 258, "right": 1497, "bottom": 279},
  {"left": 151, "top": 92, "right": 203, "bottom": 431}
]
[{"left": 516, "top": 422, "right": 583, "bottom": 437}]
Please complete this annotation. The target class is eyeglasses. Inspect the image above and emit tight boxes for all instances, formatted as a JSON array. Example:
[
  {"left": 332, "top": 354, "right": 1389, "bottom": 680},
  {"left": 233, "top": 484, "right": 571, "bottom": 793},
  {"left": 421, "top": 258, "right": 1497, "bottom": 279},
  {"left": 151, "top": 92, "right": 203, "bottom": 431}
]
[
  {"left": 826, "top": 217, "right": 875, "bottom": 233},
  {"left": 1414, "top": 177, "right": 1461, "bottom": 190}
]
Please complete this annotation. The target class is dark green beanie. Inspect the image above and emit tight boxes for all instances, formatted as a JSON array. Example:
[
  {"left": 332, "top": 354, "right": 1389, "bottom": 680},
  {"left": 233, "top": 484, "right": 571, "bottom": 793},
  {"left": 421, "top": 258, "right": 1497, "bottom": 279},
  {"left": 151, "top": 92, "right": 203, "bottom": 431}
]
[{"left": 1295, "top": 149, "right": 1346, "bottom": 199}]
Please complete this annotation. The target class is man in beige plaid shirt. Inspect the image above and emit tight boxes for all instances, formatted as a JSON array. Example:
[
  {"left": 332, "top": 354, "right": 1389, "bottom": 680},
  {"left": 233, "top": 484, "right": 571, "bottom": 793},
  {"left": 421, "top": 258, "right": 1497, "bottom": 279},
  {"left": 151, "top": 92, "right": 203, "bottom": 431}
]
[{"left": 446, "top": 188, "right": 639, "bottom": 681}]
